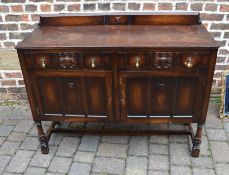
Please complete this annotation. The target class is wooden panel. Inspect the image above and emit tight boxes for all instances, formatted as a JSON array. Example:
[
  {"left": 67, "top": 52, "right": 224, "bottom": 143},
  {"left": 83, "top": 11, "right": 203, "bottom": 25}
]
[
  {"left": 175, "top": 77, "right": 197, "bottom": 115},
  {"left": 38, "top": 12, "right": 200, "bottom": 26},
  {"left": 151, "top": 78, "right": 174, "bottom": 115},
  {"left": 39, "top": 15, "right": 105, "bottom": 26},
  {"left": 85, "top": 77, "right": 107, "bottom": 116},
  {"left": 62, "top": 78, "right": 84, "bottom": 115},
  {"left": 106, "top": 15, "right": 129, "bottom": 25},
  {"left": 38, "top": 78, "right": 63, "bottom": 115},
  {"left": 132, "top": 14, "right": 200, "bottom": 25},
  {"left": 126, "top": 78, "right": 148, "bottom": 116}
]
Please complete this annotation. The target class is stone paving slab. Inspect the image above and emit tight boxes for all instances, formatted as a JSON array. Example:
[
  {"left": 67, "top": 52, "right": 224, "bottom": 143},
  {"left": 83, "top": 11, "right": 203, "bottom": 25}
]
[
  {"left": 69, "top": 162, "right": 91, "bottom": 175},
  {"left": 170, "top": 165, "right": 192, "bottom": 175},
  {"left": 126, "top": 156, "right": 147, "bottom": 175},
  {"left": 0, "top": 102, "right": 228, "bottom": 175}
]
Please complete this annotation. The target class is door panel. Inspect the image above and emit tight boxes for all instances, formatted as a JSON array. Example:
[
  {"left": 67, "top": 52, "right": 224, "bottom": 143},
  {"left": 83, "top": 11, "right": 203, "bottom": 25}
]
[
  {"left": 85, "top": 77, "right": 107, "bottom": 116},
  {"left": 62, "top": 78, "right": 84, "bottom": 115},
  {"left": 174, "top": 77, "right": 197, "bottom": 116},
  {"left": 120, "top": 71, "right": 203, "bottom": 122},
  {"left": 126, "top": 78, "right": 148, "bottom": 116},
  {"left": 38, "top": 78, "right": 63, "bottom": 115},
  {"left": 33, "top": 70, "right": 113, "bottom": 121},
  {"left": 151, "top": 78, "right": 174, "bottom": 116}
]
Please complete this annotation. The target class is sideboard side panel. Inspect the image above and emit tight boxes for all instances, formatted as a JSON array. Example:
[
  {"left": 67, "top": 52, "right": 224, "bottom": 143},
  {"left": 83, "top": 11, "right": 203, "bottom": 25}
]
[
  {"left": 199, "top": 51, "right": 218, "bottom": 124},
  {"left": 17, "top": 50, "right": 40, "bottom": 122}
]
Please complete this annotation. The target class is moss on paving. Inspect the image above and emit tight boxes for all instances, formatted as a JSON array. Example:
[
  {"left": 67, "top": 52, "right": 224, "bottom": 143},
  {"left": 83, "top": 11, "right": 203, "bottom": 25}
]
[
  {"left": 0, "top": 100, "right": 18, "bottom": 106},
  {"left": 210, "top": 97, "right": 221, "bottom": 104}
]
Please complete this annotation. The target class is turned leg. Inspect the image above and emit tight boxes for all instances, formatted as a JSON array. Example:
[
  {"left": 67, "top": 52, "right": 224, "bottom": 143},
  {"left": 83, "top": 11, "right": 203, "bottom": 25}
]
[
  {"left": 191, "top": 123, "right": 204, "bottom": 157},
  {"left": 35, "top": 121, "right": 49, "bottom": 154}
]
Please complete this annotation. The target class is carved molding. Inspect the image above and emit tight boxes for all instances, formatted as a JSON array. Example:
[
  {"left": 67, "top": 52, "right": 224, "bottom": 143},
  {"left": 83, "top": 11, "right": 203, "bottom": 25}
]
[
  {"left": 155, "top": 52, "right": 172, "bottom": 69},
  {"left": 58, "top": 52, "right": 78, "bottom": 69}
]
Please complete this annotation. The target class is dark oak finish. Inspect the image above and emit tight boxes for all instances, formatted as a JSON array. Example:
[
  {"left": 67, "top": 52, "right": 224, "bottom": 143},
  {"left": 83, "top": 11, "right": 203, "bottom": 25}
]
[{"left": 16, "top": 12, "right": 219, "bottom": 157}]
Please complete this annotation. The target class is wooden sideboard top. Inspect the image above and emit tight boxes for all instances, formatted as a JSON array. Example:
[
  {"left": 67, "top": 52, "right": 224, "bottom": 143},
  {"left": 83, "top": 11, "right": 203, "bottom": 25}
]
[{"left": 16, "top": 12, "right": 220, "bottom": 50}]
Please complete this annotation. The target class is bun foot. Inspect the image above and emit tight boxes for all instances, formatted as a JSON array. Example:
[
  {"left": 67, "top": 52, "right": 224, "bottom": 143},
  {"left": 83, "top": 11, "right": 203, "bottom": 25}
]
[
  {"left": 191, "top": 137, "right": 201, "bottom": 157},
  {"left": 191, "top": 148, "right": 200, "bottom": 157},
  {"left": 40, "top": 142, "right": 49, "bottom": 154}
]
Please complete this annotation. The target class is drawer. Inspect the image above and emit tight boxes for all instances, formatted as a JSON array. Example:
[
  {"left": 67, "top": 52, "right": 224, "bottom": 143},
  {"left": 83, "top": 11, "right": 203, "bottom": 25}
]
[
  {"left": 125, "top": 53, "right": 150, "bottom": 69},
  {"left": 30, "top": 53, "right": 53, "bottom": 68},
  {"left": 179, "top": 53, "right": 208, "bottom": 69},
  {"left": 29, "top": 52, "right": 112, "bottom": 70},
  {"left": 83, "top": 53, "right": 111, "bottom": 69}
]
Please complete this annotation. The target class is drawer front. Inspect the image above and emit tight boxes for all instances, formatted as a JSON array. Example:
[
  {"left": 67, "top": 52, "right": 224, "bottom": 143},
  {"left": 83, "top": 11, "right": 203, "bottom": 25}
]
[
  {"left": 120, "top": 52, "right": 209, "bottom": 70},
  {"left": 28, "top": 52, "right": 209, "bottom": 70},
  {"left": 83, "top": 53, "right": 111, "bottom": 69},
  {"left": 121, "top": 52, "right": 175, "bottom": 70},
  {"left": 179, "top": 53, "right": 208, "bottom": 69},
  {"left": 31, "top": 53, "right": 54, "bottom": 68},
  {"left": 123, "top": 53, "right": 150, "bottom": 69},
  {"left": 84, "top": 53, "right": 102, "bottom": 69},
  {"left": 28, "top": 52, "right": 111, "bottom": 70}
]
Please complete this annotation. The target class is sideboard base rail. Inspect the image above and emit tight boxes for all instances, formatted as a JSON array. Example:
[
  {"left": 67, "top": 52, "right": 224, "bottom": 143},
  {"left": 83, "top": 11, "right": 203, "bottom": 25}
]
[{"left": 37, "top": 121, "right": 202, "bottom": 157}]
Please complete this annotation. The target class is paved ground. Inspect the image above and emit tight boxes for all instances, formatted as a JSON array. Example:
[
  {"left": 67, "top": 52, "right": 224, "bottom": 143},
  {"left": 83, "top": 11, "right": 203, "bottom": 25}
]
[{"left": 0, "top": 102, "right": 228, "bottom": 175}]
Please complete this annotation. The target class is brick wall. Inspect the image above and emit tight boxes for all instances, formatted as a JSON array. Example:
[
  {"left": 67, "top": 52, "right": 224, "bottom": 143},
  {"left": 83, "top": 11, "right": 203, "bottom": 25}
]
[
  {"left": 0, "top": 0, "right": 229, "bottom": 90},
  {"left": 0, "top": 70, "right": 23, "bottom": 87},
  {"left": 0, "top": 70, "right": 27, "bottom": 101}
]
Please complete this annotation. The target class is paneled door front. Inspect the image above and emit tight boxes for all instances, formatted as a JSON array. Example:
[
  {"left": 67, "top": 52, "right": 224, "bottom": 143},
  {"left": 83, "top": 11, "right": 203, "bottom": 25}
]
[
  {"left": 120, "top": 71, "right": 204, "bottom": 122},
  {"left": 31, "top": 71, "right": 113, "bottom": 122}
]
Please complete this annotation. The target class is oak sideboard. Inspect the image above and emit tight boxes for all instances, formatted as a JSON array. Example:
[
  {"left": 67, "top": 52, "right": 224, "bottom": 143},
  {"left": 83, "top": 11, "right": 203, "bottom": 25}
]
[{"left": 16, "top": 12, "right": 220, "bottom": 157}]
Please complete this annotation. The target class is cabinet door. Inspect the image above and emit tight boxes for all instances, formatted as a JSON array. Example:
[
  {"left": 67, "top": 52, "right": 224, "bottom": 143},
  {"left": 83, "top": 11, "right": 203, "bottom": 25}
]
[
  {"left": 121, "top": 75, "right": 174, "bottom": 118},
  {"left": 32, "top": 71, "right": 113, "bottom": 121},
  {"left": 120, "top": 71, "right": 203, "bottom": 122}
]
